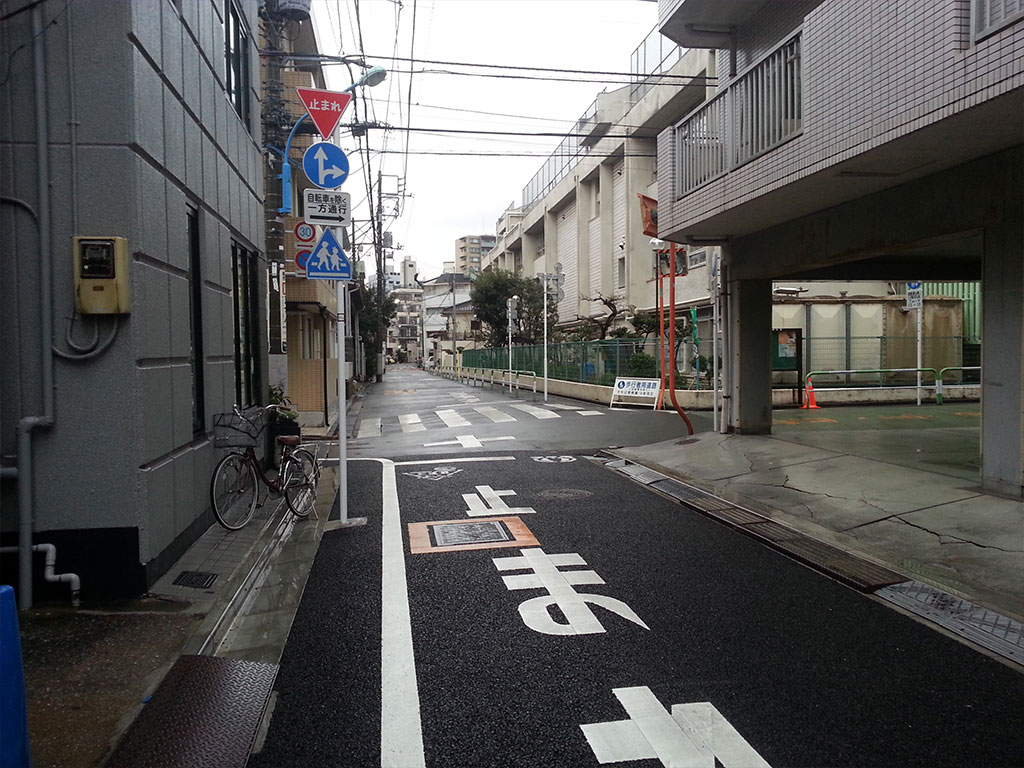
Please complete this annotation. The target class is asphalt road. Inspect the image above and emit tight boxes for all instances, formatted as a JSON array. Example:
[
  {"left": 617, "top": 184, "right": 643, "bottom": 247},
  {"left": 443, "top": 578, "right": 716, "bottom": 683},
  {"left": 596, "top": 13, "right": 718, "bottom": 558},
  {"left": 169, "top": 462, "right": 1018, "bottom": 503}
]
[{"left": 252, "top": 369, "right": 1024, "bottom": 767}]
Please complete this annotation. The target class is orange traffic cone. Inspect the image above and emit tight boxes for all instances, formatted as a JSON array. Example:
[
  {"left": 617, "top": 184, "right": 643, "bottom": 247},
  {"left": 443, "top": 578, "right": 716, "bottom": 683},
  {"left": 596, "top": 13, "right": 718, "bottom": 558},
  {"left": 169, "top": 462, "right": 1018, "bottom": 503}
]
[{"left": 802, "top": 380, "right": 821, "bottom": 409}]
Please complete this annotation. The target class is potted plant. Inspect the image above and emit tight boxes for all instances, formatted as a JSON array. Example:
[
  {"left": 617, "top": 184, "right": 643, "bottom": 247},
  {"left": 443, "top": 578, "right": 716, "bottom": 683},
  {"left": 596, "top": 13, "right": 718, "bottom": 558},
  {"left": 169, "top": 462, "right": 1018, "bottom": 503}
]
[{"left": 266, "top": 385, "right": 301, "bottom": 466}]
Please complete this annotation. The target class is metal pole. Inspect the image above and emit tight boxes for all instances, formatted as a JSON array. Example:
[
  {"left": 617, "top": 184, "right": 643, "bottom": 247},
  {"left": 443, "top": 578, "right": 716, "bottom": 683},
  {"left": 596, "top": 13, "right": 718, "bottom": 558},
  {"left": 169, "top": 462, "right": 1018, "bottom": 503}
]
[
  {"left": 375, "top": 170, "right": 384, "bottom": 382},
  {"left": 337, "top": 280, "right": 348, "bottom": 522},
  {"left": 543, "top": 273, "right": 549, "bottom": 402},
  {"left": 711, "top": 255, "right": 719, "bottom": 432},
  {"left": 916, "top": 300, "right": 923, "bottom": 406},
  {"left": 451, "top": 277, "right": 457, "bottom": 367}
]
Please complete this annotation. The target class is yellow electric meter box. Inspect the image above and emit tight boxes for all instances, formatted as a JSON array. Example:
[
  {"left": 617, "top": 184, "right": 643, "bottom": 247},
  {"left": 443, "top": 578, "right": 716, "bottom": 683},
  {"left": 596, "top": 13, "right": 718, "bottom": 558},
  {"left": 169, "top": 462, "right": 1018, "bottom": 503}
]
[{"left": 73, "top": 236, "right": 131, "bottom": 314}]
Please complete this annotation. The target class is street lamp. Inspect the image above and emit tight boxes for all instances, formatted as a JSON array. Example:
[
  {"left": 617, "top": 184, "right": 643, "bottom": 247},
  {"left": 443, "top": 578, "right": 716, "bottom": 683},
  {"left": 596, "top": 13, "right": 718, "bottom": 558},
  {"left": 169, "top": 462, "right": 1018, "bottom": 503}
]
[{"left": 278, "top": 65, "right": 387, "bottom": 215}]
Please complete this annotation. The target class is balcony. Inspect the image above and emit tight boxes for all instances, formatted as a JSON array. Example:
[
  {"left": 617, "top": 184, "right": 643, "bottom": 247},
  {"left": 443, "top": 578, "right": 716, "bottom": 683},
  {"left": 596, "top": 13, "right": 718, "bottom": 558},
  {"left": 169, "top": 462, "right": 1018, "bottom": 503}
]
[
  {"left": 676, "top": 33, "right": 801, "bottom": 197},
  {"left": 659, "top": 0, "right": 773, "bottom": 49}
]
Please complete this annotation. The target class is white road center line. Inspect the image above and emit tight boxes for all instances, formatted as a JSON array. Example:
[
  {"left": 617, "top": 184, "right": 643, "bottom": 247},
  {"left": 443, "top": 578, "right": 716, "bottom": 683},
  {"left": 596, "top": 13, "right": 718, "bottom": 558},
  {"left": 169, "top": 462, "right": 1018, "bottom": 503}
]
[
  {"left": 509, "top": 403, "right": 560, "bottom": 419},
  {"left": 436, "top": 409, "right": 471, "bottom": 428},
  {"left": 399, "top": 413, "right": 426, "bottom": 433},
  {"left": 474, "top": 406, "right": 516, "bottom": 423}
]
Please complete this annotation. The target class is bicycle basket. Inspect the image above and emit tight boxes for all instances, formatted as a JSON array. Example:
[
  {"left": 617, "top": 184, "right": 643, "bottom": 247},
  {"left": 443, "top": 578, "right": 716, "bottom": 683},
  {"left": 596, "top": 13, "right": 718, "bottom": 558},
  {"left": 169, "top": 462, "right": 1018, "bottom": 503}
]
[{"left": 212, "top": 409, "right": 264, "bottom": 448}]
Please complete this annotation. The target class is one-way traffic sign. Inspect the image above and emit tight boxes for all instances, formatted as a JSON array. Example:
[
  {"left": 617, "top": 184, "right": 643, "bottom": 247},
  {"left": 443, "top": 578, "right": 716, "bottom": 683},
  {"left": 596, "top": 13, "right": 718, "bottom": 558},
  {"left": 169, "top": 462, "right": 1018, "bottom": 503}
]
[{"left": 306, "top": 229, "right": 351, "bottom": 281}]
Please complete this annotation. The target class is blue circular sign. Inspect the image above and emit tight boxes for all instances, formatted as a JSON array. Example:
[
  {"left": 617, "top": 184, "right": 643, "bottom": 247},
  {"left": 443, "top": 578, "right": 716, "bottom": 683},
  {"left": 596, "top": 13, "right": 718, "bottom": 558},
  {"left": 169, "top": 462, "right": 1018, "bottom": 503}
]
[{"left": 302, "top": 142, "right": 349, "bottom": 190}]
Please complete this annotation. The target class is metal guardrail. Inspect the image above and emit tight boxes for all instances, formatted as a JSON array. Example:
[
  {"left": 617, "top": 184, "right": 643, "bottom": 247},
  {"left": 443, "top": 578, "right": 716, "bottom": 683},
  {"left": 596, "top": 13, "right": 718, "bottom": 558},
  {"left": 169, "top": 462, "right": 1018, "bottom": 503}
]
[{"left": 806, "top": 367, "right": 982, "bottom": 405}]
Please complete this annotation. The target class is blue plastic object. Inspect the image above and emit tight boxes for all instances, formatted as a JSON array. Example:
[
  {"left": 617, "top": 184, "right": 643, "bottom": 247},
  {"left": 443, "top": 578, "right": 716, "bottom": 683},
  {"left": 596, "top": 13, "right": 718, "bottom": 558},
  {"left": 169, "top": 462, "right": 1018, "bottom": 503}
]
[{"left": 0, "top": 585, "right": 31, "bottom": 767}]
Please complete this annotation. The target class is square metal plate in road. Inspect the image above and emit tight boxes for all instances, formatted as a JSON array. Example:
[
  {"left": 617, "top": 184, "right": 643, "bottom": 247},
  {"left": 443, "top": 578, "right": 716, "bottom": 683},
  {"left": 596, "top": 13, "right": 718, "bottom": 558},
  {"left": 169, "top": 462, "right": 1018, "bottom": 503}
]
[{"left": 407, "top": 516, "right": 539, "bottom": 554}]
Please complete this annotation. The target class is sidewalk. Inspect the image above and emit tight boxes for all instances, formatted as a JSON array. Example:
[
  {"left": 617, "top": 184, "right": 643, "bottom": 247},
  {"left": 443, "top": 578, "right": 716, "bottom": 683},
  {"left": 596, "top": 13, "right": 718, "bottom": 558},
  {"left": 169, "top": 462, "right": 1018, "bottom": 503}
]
[{"left": 611, "top": 403, "right": 1024, "bottom": 628}]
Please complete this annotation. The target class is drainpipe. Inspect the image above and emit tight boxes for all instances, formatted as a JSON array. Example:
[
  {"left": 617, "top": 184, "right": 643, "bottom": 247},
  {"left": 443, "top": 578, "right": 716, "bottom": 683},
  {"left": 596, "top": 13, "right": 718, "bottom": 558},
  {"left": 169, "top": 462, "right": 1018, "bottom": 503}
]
[{"left": 0, "top": 545, "right": 80, "bottom": 607}]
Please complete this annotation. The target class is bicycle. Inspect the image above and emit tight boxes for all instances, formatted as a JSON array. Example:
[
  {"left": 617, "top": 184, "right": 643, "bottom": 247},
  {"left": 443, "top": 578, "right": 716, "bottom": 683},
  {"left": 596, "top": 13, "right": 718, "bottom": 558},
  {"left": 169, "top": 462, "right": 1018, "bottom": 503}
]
[{"left": 210, "top": 405, "right": 321, "bottom": 530}]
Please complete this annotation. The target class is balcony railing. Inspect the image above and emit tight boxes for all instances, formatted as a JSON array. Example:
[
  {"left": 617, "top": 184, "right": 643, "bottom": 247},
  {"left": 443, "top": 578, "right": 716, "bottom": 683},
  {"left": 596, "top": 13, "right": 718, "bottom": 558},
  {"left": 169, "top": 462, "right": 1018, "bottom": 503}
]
[{"left": 676, "top": 33, "right": 802, "bottom": 197}]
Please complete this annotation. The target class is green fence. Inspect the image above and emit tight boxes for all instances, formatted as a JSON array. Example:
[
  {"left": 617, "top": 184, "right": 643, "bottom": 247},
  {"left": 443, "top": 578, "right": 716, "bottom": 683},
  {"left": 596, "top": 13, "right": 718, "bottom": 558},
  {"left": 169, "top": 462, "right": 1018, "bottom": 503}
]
[{"left": 463, "top": 336, "right": 982, "bottom": 390}]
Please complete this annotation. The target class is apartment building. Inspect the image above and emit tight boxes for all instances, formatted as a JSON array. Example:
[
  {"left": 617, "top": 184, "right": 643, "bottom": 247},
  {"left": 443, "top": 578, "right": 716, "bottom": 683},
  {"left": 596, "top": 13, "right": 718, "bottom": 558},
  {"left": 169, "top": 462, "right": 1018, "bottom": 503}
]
[
  {"left": 485, "top": 38, "right": 718, "bottom": 336},
  {"left": 387, "top": 286, "right": 425, "bottom": 361},
  {"left": 1, "top": 0, "right": 265, "bottom": 601},
  {"left": 422, "top": 272, "right": 478, "bottom": 365},
  {"left": 655, "top": 0, "right": 1024, "bottom": 495},
  {"left": 455, "top": 234, "right": 496, "bottom": 275}
]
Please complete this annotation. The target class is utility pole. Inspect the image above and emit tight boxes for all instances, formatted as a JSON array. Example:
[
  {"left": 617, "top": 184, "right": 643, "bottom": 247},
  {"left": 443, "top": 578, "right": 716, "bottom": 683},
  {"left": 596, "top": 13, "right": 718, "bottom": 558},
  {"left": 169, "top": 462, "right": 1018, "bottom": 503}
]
[{"left": 375, "top": 170, "right": 384, "bottom": 382}]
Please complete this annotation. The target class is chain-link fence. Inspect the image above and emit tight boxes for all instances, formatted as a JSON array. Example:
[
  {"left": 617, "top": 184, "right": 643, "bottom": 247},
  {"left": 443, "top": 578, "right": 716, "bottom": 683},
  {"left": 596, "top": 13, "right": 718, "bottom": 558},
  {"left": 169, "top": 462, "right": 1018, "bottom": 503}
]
[{"left": 463, "top": 336, "right": 982, "bottom": 390}]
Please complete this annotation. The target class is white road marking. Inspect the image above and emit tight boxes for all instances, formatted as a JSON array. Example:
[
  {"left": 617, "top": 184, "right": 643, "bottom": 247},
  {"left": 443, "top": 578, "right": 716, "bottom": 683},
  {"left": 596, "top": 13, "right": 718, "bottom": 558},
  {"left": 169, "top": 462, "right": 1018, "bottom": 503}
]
[
  {"left": 399, "top": 413, "right": 426, "bottom": 433},
  {"left": 436, "top": 409, "right": 471, "bottom": 428},
  {"left": 509, "top": 403, "right": 560, "bottom": 419},
  {"left": 544, "top": 403, "right": 583, "bottom": 410},
  {"left": 350, "top": 458, "right": 425, "bottom": 768},
  {"left": 423, "top": 434, "right": 516, "bottom": 449},
  {"left": 463, "top": 485, "right": 536, "bottom": 516},
  {"left": 394, "top": 456, "right": 517, "bottom": 466},
  {"left": 474, "top": 406, "right": 517, "bottom": 423},
  {"left": 581, "top": 687, "right": 772, "bottom": 767},
  {"left": 578, "top": 411, "right": 605, "bottom": 417},
  {"left": 358, "top": 418, "right": 382, "bottom": 438}
]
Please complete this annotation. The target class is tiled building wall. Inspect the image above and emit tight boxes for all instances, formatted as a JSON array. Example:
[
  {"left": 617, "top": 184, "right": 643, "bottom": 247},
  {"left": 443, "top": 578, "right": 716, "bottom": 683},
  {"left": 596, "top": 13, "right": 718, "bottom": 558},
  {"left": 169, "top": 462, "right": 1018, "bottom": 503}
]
[{"left": 659, "top": 0, "right": 1024, "bottom": 235}]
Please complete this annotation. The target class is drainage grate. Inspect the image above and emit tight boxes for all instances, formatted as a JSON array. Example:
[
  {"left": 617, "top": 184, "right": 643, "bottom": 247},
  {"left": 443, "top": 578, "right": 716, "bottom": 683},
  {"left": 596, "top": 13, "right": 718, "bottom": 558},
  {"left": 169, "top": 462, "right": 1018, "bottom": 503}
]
[
  {"left": 618, "top": 465, "right": 669, "bottom": 485},
  {"left": 105, "top": 655, "right": 276, "bottom": 768},
  {"left": 740, "top": 520, "right": 801, "bottom": 542},
  {"left": 172, "top": 571, "right": 218, "bottom": 589},
  {"left": 877, "top": 580, "right": 1024, "bottom": 664},
  {"left": 773, "top": 539, "right": 906, "bottom": 592},
  {"left": 430, "top": 520, "right": 513, "bottom": 548}
]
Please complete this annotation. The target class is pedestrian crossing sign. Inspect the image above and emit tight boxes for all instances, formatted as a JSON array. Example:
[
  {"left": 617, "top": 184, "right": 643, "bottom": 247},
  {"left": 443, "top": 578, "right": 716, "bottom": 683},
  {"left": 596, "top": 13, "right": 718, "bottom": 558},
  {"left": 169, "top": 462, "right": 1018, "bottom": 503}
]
[{"left": 306, "top": 229, "right": 351, "bottom": 281}]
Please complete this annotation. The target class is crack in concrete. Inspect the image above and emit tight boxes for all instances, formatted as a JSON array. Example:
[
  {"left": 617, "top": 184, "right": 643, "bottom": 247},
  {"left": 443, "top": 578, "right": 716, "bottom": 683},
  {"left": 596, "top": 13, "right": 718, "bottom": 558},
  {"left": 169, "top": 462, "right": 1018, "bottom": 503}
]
[{"left": 893, "top": 517, "right": 1024, "bottom": 554}]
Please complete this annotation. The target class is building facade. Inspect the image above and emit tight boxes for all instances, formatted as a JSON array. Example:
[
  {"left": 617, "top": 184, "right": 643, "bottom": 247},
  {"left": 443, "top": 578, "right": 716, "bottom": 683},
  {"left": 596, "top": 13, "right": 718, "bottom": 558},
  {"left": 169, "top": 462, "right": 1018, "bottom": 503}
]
[
  {"left": 655, "top": 0, "right": 1024, "bottom": 494},
  {"left": 1, "top": 0, "right": 266, "bottom": 602},
  {"left": 455, "top": 234, "right": 496, "bottom": 275}
]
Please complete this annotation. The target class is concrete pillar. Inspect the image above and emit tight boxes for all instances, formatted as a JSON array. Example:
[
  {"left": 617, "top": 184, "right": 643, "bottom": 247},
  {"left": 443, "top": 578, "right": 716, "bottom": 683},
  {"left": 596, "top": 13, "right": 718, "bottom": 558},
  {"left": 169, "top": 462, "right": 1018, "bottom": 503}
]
[
  {"left": 980, "top": 222, "right": 1024, "bottom": 496},
  {"left": 727, "top": 275, "right": 773, "bottom": 434}
]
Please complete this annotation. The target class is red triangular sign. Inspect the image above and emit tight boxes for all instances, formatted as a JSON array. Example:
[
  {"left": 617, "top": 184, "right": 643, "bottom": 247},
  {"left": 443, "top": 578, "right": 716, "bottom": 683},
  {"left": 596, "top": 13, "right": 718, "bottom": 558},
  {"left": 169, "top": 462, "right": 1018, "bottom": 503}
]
[{"left": 295, "top": 88, "right": 353, "bottom": 139}]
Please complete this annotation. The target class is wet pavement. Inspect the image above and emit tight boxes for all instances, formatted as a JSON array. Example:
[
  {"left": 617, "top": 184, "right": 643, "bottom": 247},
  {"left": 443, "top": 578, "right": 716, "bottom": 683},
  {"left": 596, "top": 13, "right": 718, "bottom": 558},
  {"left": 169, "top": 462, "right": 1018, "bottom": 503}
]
[{"left": 12, "top": 376, "right": 1023, "bottom": 766}]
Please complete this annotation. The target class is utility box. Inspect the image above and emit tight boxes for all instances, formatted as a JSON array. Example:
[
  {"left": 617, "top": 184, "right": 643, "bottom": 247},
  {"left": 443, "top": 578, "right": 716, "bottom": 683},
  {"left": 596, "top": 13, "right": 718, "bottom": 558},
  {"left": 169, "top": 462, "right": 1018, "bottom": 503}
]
[{"left": 73, "top": 236, "right": 131, "bottom": 314}]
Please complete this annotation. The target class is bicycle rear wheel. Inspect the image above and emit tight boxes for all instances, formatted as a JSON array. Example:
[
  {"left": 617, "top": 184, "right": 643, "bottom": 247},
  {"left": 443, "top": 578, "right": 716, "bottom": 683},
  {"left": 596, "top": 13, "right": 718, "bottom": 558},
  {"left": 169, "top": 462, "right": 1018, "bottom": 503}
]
[
  {"left": 291, "top": 447, "right": 321, "bottom": 485},
  {"left": 281, "top": 452, "right": 317, "bottom": 519},
  {"left": 211, "top": 453, "right": 259, "bottom": 530}
]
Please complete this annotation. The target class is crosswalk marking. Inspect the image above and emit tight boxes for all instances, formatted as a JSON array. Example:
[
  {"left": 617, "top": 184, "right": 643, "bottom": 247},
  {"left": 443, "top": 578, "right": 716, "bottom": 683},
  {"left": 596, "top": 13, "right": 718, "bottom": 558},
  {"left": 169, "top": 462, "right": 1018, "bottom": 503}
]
[
  {"left": 357, "top": 417, "right": 382, "bottom": 438},
  {"left": 578, "top": 411, "right": 605, "bottom": 417},
  {"left": 437, "top": 409, "right": 471, "bottom": 428},
  {"left": 399, "top": 413, "right": 426, "bottom": 433},
  {"left": 474, "top": 406, "right": 517, "bottom": 423},
  {"left": 509, "top": 403, "right": 560, "bottom": 420}
]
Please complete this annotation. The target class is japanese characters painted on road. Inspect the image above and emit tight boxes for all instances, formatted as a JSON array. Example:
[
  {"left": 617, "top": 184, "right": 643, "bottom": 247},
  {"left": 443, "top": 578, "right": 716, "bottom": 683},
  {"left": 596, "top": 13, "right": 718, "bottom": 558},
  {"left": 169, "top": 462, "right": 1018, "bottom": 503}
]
[
  {"left": 610, "top": 377, "right": 661, "bottom": 409},
  {"left": 304, "top": 189, "right": 351, "bottom": 226},
  {"left": 295, "top": 87, "right": 353, "bottom": 140},
  {"left": 302, "top": 142, "right": 350, "bottom": 190},
  {"left": 305, "top": 228, "right": 351, "bottom": 281},
  {"left": 493, "top": 547, "right": 649, "bottom": 636},
  {"left": 463, "top": 485, "right": 536, "bottom": 516},
  {"left": 581, "top": 687, "right": 773, "bottom": 767}
]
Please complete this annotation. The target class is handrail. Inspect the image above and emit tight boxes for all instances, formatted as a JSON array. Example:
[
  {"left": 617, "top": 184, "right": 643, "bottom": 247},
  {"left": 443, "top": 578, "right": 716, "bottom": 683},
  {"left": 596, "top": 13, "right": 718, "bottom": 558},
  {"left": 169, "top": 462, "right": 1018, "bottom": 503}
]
[
  {"left": 935, "top": 366, "right": 981, "bottom": 405},
  {"left": 805, "top": 367, "right": 939, "bottom": 407},
  {"left": 500, "top": 369, "right": 538, "bottom": 401}
]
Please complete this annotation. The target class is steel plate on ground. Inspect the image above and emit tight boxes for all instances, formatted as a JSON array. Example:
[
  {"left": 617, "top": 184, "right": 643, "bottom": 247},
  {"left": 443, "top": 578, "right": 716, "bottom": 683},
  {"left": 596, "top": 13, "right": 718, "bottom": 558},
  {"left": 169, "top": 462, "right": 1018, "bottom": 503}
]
[
  {"left": 618, "top": 465, "right": 669, "bottom": 485},
  {"left": 105, "top": 655, "right": 277, "bottom": 768},
  {"left": 877, "top": 580, "right": 1024, "bottom": 664}
]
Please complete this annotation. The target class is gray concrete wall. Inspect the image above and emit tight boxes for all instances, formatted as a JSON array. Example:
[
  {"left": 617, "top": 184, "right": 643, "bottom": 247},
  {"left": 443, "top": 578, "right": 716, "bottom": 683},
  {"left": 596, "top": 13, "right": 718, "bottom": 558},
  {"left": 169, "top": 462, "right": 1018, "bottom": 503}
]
[{"left": 0, "top": 0, "right": 265, "bottom": 596}]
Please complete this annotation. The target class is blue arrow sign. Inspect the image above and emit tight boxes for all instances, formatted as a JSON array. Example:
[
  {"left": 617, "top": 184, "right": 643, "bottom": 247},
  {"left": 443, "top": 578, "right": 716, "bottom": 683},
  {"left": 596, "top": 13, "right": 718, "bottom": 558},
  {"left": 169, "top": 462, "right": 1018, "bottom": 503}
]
[
  {"left": 306, "top": 229, "right": 351, "bottom": 281},
  {"left": 302, "top": 142, "right": 349, "bottom": 189}
]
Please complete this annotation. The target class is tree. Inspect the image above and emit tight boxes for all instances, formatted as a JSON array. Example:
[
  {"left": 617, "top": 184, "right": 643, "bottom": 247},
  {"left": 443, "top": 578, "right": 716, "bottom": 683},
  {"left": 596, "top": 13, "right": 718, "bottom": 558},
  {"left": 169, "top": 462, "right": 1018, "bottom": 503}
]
[
  {"left": 357, "top": 282, "right": 396, "bottom": 378},
  {"left": 575, "top": 293, "right": 631, "bottom": 339},
  {"left": 469, "top": 269, "right": 556, "bottom": 347}
]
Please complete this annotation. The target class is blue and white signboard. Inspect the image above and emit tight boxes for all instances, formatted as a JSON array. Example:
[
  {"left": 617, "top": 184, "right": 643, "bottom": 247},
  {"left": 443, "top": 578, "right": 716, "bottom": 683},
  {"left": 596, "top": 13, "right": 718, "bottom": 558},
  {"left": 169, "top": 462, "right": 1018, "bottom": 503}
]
[
  {"left": 302, "top": 142, "right": 349, "bottom": 189},
  {"left": 306, "top": 229, "right": 351, "bottom": 281}
]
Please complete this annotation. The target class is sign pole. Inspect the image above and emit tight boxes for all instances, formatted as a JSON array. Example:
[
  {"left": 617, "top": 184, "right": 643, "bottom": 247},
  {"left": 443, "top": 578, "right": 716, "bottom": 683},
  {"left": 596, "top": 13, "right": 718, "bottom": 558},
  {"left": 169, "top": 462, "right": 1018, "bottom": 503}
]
[
  {"left": 337, "top": 279, "right": 348, "bottom": 523},
  {"left": 543, "top": 274, "right": 549, "bottom": 402}
]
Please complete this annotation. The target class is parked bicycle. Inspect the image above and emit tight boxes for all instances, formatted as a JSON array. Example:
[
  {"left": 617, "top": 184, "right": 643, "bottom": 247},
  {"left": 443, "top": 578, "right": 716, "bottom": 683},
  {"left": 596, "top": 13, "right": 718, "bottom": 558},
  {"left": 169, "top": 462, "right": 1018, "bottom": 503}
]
[{"left": 210, "top": 405, "right": 321, "bottom": 530}]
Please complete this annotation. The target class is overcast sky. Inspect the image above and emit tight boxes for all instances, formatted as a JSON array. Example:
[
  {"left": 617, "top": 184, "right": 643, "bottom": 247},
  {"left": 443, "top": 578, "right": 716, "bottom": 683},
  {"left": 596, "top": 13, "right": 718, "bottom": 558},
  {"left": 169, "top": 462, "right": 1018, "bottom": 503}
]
[{"left": 309, "top": 0, "right": 660, "bottom": 280}]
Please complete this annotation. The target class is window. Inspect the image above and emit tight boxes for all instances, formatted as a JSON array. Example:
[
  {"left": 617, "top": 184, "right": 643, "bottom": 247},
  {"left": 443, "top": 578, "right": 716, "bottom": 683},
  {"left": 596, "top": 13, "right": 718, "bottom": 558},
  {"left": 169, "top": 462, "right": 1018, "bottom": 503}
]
[
  {"left": 187, "top": 208, "right": 205, "bottom": 434},
  {"left": 973, "top": 0, "right": 1024, "bottom": 40},
  {"left": 224, "top": 1, "right": 250, "bottom": 126},
  {"left": 231, "top": 241, "right": 260, "bottom": 406}
]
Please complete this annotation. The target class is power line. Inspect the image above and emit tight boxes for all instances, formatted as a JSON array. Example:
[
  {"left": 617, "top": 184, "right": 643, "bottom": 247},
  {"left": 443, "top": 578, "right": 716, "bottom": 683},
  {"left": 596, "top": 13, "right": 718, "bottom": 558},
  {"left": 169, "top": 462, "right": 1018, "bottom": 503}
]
[{"left": 352, "top": 122, "right": 663, "bottom": 140}]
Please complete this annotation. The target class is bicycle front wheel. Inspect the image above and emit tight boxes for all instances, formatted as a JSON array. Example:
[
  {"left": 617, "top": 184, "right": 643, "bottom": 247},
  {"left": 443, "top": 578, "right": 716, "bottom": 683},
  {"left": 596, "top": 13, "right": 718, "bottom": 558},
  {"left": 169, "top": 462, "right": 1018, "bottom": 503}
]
[
  {"left": 211, "top": 453, "right": 259, "bottom": 530},
  {"left": 281, "top": 452, "right": 317, "bottom": 519}
]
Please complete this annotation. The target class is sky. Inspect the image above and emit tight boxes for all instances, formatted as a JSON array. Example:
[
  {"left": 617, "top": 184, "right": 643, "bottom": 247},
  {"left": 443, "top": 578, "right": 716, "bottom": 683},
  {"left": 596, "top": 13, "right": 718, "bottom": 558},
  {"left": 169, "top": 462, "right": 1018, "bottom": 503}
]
[{"left": 309, "top": 0, "right": 660, "bottom": 281}]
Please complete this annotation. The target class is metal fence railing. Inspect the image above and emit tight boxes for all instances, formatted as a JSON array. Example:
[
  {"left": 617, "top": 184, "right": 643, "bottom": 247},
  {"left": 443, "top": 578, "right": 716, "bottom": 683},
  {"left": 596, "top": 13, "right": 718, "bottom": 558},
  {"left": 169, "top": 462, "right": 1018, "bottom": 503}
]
[{"left": 462, "top": 336, "right": 983, "bottom": 391}]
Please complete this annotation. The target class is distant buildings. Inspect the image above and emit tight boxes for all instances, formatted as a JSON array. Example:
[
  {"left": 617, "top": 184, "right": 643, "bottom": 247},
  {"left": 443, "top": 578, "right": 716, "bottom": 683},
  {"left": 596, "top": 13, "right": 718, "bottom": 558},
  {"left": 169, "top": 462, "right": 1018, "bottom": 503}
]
[{"left": 455, "top": 235, "right": 496, "bottom": 275}]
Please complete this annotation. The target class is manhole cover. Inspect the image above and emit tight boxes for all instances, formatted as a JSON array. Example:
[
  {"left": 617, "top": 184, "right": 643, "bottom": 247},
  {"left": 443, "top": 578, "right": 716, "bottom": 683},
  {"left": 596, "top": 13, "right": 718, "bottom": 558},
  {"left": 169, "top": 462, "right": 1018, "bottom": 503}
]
[
  {"left": 172, "top": 571, "right": 218, "bottom": 589},
  {"left": 430, "top": 520, "right": 514, "bottom": 547},
  {"left": 536, "top": 489, "right": 593, "bottom": 500}
]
